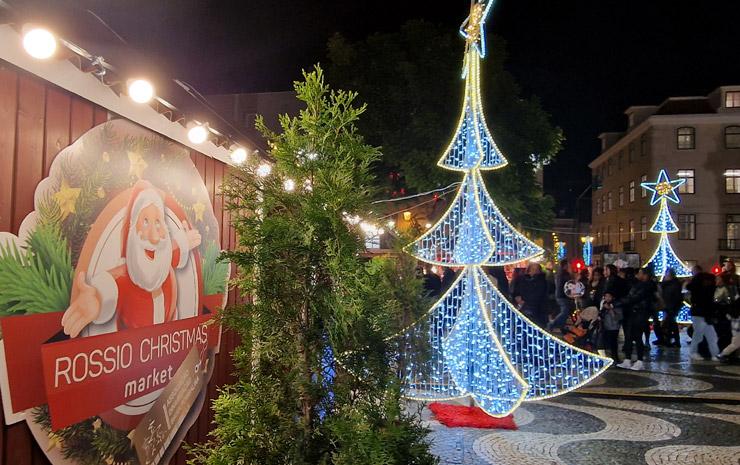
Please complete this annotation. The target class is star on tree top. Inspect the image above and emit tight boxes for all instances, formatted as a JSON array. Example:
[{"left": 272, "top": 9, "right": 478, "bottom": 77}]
[
  {"left": 641, "top": 169, "right": 685, "bottom": 205},
  {"left": 459, "top": 1, "right": 495, "bottom": 58}
]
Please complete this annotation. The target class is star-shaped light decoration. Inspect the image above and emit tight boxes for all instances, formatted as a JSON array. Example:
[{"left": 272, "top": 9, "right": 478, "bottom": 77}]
[
  {"left": 459, "top": 0, "right": 495, "bottom": 58},
  {"left": 640, "top": 169, "right": 685, "bottom": 206}
]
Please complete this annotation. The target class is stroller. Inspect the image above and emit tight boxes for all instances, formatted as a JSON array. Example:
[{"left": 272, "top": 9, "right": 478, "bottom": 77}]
[{"left": 563, "top": 306, "right": 601, "bottom": 351}]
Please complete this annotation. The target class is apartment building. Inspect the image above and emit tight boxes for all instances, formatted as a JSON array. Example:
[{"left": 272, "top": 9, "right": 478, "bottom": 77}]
[{"left": 589, "top": 86, "right": 740, "bottom": 269}]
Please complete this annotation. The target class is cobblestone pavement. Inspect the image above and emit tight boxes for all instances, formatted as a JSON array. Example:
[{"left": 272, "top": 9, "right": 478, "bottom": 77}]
[{"left": 424, "top": 332, "right": 740, "bottom": 465}]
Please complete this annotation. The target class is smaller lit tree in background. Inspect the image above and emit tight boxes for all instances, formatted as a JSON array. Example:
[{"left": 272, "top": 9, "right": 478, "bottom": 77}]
[{"left": 641, "top": 169, "right": 693, "bottom": 279}]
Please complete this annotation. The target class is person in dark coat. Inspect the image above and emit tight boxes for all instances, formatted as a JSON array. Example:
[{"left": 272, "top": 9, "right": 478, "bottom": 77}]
[
  {"left": 616, "top": 267, "right": 657, "bottom": 371},
  {"left": 660, "top": 268, "right": 684, "bottom": 347},
  {"left": 487, "top": 266, "right": 510, "bottom": 299},
  {"left": 441, "top": 267, "right": 458, "bottom": 293},
  {"left": 604, "top": 264, "right": 629, "bottom": 301},
  {"left": 589, "top": 267, "right": 606, "bottom": 311},
  {"left": 548, "top": 260, "right": 573, "bottom": 331},
  {"left": 687, "top": 271, "right": 720, "bottom": 360},
  {"left": 512, "top": 263, "right": 549, "bottom": 328},
  {"left": 421, "top": 264, "right": 442, "bottom": 298}
]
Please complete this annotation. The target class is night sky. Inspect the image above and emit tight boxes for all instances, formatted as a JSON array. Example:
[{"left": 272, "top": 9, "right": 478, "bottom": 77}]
[{"left": 9, "top": 0, "right": 740, "bottom": 212}]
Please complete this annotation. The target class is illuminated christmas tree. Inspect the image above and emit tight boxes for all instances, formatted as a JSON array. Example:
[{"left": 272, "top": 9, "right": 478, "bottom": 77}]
[
  {"left": 641, "top": 169, "right": 693, "bottom": 280},
  {"left": 400, "top": 0, "right": 611, "bottom": 418}
]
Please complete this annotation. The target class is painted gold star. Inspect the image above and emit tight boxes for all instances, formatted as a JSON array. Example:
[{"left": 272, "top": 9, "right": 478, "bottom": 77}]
[
  {"left": 192, "top": 201, "right": 206, "bottom": 222},
  {"left": 53, "top": 178, "right": 81, "bottom": 221},
  {"left": 128, "top": 151, "right": 148, "bottom": 179}
]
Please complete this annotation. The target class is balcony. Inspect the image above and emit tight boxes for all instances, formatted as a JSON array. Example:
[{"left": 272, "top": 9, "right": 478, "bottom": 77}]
[
  {"left": 719, "top": 239, "right": 740, "bottom": 251},
  {"left": 623, "top": 240, "right": 636, "bottom": 252}
]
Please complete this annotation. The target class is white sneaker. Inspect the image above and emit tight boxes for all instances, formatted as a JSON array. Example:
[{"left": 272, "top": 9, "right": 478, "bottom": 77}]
[
  {"left": 690, "top": 353, "right": 704, "bottom": 361},
  {"left": 617, "top": 359, "right": 632, "bottom": 369},
  {"left": 711, "top": 356, "right": 721, "bottom": 362},
  {"left": 630, "top": 360, "right": 644, "bottom": 371}
]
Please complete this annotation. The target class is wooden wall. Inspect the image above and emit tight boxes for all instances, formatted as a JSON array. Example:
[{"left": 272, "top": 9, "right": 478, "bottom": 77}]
[{"left": 0, "top": 62, "right": 240, "bottom": 465}]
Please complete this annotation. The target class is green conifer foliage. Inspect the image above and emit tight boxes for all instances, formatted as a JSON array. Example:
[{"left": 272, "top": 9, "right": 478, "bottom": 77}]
[{"left": 188, "top": 67, "right": 436, "bottom": 465}]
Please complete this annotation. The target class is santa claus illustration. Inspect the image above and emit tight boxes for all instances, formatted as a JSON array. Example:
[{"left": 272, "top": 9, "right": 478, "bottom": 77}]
[{"left": 62, "top": 180, "right": 202, "bottom": 337}]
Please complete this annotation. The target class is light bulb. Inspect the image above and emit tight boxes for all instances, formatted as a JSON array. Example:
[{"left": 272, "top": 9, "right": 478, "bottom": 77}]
[
  {"left": 187, "top": 124, "right": 208, "bottom": 144},
  {"left": 23, "top": 27, "right": 57, "bottom": 59},
  {"left": 230, "top": 147, "right": 248, "bottom": 164},
  {"left": 303, "top": 179, "right": 313, "bottom": 191},
  {"left": 127, "top": 79, "right": 154, "bottom": 104},
  {"left": 256, "top": 163, "right": 272, "bottom": 177},
  {"left": 283, "top": 179, "right": 295, "bottom": 192},
  {"left": 386, "top": 220, "right": 395, "bottom": 229},
  {"left": 425, "top": 223, "right": 432, "bottom": 229}
]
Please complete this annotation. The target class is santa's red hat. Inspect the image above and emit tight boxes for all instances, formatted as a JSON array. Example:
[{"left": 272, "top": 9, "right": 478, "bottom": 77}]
[{"left": 120, "top": 180, "right": 166, "bottom": 256}]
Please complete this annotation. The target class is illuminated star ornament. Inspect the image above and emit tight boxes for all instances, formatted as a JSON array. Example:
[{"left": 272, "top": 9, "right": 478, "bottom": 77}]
[
  {"left": 640, "top": 170, "right": 692, "bottom": 281},
  {"left": 398, "top": 1, "right": 611, "bottom": 418},
  {"left": 459, "top": 0, "right": 494, "bottom": 58},
  {"left": 641, "top": 169, "right": 684, "bottom": 206}
]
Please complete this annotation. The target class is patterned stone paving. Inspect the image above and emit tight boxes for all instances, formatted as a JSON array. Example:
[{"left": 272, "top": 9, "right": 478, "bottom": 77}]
[{"left": 424, "top": 333, "right": 740, "bottom": 464}]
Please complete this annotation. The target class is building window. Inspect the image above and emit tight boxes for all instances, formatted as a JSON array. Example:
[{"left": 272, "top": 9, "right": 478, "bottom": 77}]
[
  {"left": 726, "top": 91, "right": 740, "bottom": 108},
  {"left": 618, "top": 223, "right": 624, "bottom": 243},
  {"left": 601, "top": 196, "right": 606, "bottom": 214},
  {"left": 640, "top": 216, "right": 647, "bottom": 240},
  {"left": 608, "top": 192, "right": 613, "bottom": 211},
  {"left": 618, "top": 151, "right": 624, "bottom": 170},
  {"left": 677, "top": 127, "right": 695, "bottom": 150},
  {"left": 726, "top": 126, "right": 740, "bottom": 149},
  {"left": 607, "top": 158, "right": 614, "bottom": 176},
  {"left": 628, "top": 143, "right": 635, "bottom": 163},
  {"left": 629, "top": 219, "right": 635, "bottom": 242},
  {"left": 640, "top": 134, "right": 647, "bottom": 157},
  {"left": 640, "top": 174, "right": 647, "bottom": 198},
  {"left": 606, "top": 225, "right": 611, "bottom": 249},
  {"left": 678, "top": 214, "right": 696, "bottom": 240},
  {"left": 725, "top": 169, "right": 740, "bottom": 193},
  {"left": 677, "top": 169, "right": 695, "bottom": 194},
  {"left": 618, "top": 186, "right": 624, "bottom": 206},
  {"left": 727, "top": 215, "right": 740, "bottom": 241},
  {"left": 596, "top": 198, "right": 601, "bottom": 215},
  {"left": 629, "top": 180, "right": 635, "bottom": 202}
]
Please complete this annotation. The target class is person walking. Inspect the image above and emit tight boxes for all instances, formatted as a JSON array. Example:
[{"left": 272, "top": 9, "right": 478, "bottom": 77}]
[
  {"left": 512, "top": 263, "right": 549, "bottom": 328},
  {"left": 687, "top": 271, "right": 720, "bottom": 361},
  {"left": 549, "top": 260, "right": 573, "bottom": 332},
  {"left": 660, "top": 268, "right": 684, "bottom": 347},
  {"left": 617, "top": 268, "right": 657, "bottom": 371}
]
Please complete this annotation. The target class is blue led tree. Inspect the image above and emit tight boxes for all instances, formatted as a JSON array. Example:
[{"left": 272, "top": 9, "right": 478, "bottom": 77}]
[
  {"left": 399, "top": 0, "right": 611, "bottom": 418},
  {"left": 641, "top": 170, "right": 693, "bottom": 280}
]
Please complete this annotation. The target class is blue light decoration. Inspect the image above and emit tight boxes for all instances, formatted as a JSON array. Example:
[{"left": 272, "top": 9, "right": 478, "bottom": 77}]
[
  {"left": 581, "top": 236, "right": 593, "bottom": 266},
  {"left": 399, "top": 1, "right": 611, "bottom": 418},
  {"left": 640, "top": 170, "right": 693, "bottom": 280},
  {"left": 556, "top": 241, "right": 567, "bottom": 261}
]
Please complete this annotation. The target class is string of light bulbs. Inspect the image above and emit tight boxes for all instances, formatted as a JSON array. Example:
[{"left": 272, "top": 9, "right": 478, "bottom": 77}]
[{"left": 9, "top": 13, "right": 259, "bottom": 167}]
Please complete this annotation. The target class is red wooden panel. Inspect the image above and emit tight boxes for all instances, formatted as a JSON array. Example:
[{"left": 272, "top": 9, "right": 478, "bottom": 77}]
[
  {"left": 4, "top": 422, "right": 34, "bottom": 465},
  {"left": 213, "top": 163, "right": 224, "bottom": 241},
  {"left": 196, "top": 153, "right": 206, "bottom": 184},
  {"left": 0, "top": 67, "right": 18, "bottom": 233},
  {"left": 93, "top": 106, "right": 108, "bottom": 125},
  {"left": 69, "top": 98, "right": 94, "bottom": 143},
  {"left": 205, "top": 156, "right": 216, "bottom": 206},
  {"left": 43, "top": 88, "right": 71, "bottom": 176},
  {"left": 12, "top": 76, "right": 45, "bottom": 233}
]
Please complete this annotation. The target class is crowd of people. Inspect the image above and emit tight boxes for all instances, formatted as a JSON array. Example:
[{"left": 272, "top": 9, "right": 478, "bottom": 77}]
[{"left": 420, "top": 259, "right": 740, "bottom": 372}]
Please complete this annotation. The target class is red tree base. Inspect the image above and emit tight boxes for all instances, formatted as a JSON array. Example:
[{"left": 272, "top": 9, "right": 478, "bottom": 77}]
[{"left": 428, "top": 402, "right": 518, "bottom": 429}]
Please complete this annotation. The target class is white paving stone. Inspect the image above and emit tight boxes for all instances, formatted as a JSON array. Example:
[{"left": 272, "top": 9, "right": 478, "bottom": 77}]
[{"left": 645, "top": 445, "right": 740, "bottom": 465}]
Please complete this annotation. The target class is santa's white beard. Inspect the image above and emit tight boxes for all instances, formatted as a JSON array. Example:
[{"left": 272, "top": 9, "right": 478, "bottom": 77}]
[{"left": 126, "top": 231, "right": 173, "bottom": 292}]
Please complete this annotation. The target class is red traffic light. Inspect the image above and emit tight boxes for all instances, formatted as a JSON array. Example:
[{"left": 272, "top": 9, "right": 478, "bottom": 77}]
[{"left": 712, "top": 264, "right": 721, "bottom": 275}]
